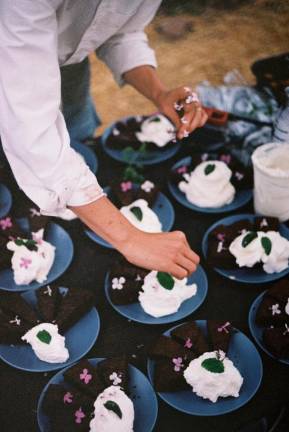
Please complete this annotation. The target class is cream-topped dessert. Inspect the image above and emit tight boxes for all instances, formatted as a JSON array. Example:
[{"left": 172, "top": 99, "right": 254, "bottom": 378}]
[
  {"left": 89, "top": 385, "right": 134, "bottom": 432},
  {"left": 229, "top": 230, "right": 289, "bottom": 274},
  {"left": 183, "top": 351, "right": 243, "bottom": 403},
  {"left": 138, "top": 271, "right": 197, "bottom": 318},
  {"left": 179, "top": 160, "right": 236, "bottom": 208},
  {"left": 120, "top": 199, "right": 162, "bottom": 233},
  {"left": 22, "top": 322, "right": 69, "bottom": 363},
  {"left": 135, "top": 114, "right": 175, "bottom": 147},
  {"left": 6, "top": 229, "right": 55, "bottom": 285}
]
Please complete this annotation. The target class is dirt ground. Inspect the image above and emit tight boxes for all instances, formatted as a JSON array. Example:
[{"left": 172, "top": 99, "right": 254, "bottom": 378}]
[{"left": 89, "top": 3, "right": 289, "bottom": 135}]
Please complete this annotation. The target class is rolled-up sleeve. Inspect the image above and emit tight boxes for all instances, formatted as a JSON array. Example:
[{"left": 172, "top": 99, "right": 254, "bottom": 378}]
[
  {"left": 96, "top": 0, "right": 162, "bottom": 86},
  {"left": 0, "top": 0, "right": 104, "bottom": 216}
]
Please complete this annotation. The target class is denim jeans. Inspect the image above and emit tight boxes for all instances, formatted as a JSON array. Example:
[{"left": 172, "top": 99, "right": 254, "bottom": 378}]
[{"left": 60, "top": 57, "right": 101, "bottom": 141}]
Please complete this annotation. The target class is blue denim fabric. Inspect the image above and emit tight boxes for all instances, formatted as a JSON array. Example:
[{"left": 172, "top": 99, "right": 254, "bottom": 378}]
[{"left": 60, "top": 57, "right": 101, "bottom": 141}]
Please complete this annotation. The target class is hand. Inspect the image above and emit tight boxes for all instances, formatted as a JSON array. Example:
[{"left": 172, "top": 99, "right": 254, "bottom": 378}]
[
  {"left": 155, "top": 86, "right": 208, "bottom": 139},
  {"left": 119, "top": 229, "right": 200, "bottom": 279}
]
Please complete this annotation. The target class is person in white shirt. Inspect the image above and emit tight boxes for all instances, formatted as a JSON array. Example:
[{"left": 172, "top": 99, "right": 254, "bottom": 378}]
[{"left": 0, "top": 0, "right": 207, "bottom": 278}]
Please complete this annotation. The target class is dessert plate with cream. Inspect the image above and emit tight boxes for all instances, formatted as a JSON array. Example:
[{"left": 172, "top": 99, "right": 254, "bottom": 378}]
[
  {"left": 249, "top": 292, "right": 289, "bottom": 366},
  {"left": 0, "top": 218, "right": 74, "bottom": 292},
  {"left": 85, "top": 186, "right": 175, "bottom": 249},
  {"left": 202, "top": 214, "right": 289, "bottom": 284},
  {"left": 0, "top": 183, "right": 12, "bottom": 218},
  {"left": 0, "top": 287, "right": 100, "bottom": 372},
  {"left": 168, "top": 156, "right": 252, "bottom": 213},
  {"left": 101, "top": 115, "right": 181, "bottom": 165},
  {"left": 104, "top": 265, "right": 208, "bottom": 325},
  {"left": 147, "top": 320, "right": 263, "bottom": 416},
  {"left": 37, "top": 358, "right": 158, "bottom": 432}
]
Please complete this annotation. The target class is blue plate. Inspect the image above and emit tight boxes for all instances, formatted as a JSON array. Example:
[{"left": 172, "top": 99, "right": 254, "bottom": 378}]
[
  {"left": 104, "top": 265, "right": 208, "bottom": 325},
  {"left": 101, "top": 116, "right": 181, "bottom": 165},
  {"left": 147, "top": 320, "right": 263, "bottom": 416},
  {"left": 168, "top": 157, "right": 252, "bottom": 213},
  {"left": 71, "top": 141, "right": 98, "bottom": 174},
  {"left": 0, "top": 219, "right": 74, "bottom": 292},
  {"left": 0, "top": 183, "right": 12, "bottom": 218},
  {"left": 37, "top": 358, "right": 158, "bottom": 432},
  {"left": 202, "top": 213, "right": 289, "bottom": 284},
  {"left": 85, "top": 187, "right": 175, "bottom": 249},
  {"left": 0, "top": 287, "right": 100, "bottom": 372},
  {"left": 248, "top": 291, "right": 289, "bottom": 365}
]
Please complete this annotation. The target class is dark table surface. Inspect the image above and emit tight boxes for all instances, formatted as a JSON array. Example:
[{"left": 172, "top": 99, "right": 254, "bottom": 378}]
[{"left": 0, "top": 137, "right": 288, "bottom": 432}]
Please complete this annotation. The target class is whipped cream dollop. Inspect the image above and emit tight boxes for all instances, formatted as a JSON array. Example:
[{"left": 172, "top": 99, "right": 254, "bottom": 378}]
[
  {"left": 89, "top": 385, "right": 134, "bottom": 432},
  {"left": 138, "top": 271, "right": 197, "bottom": 317},
  {"left": 179, "top": 161, "right": 235, "bottom": 208},
  {"left": 22, "top": 323, "right": 69, "bottom": 363},
  {"left": 183, "top": 351, "right": 243, "bottom": 403},
  {"left": 252, "top": 143, "right": 289, "bottom": 222},
  {"left": 7, "top": 229, "right": 55, "bottom": 285},
  {"left": 120, "top": 199, "right": 162, "bottom": 233},
  {"left": 229, "top": 230, "right": 289, "bottom": 274},
  {"left": 135, "top": 114, "right": 175, "bottom": 147}
]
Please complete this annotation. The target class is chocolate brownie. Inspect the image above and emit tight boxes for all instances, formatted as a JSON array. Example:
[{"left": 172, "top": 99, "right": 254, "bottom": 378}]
[
  {"left": 63, "top": 360, "right": 105, "bottom": 398},
  {"left": 148, "top": 335, "right": 195, "bottom": 362},
  {"left": 36, "top": 284, "right": 62, "bottom": 322},
  {"left": 153, "top": 358, "right": 190, "bottom": 392},
  {"left": 43, "top": 384, "right": 93, "bottom": 416},
  {"left": 97, "top": 356, "right": 129, "bottom": 392},
  {"left": 171, "top": 321, "right": 209, "bottom": 356},
  {"left": 135, "top": 180, "right": 159, "bottom": 207},
  {"left": 207, "top": 320, "right": 233, "bottom": 353},
  {"left": 0, "top": 309, "right": 31, "bottom": 344},
  {"left": 255, "top": 296, "right": 288, "bottom": 327},
  {"left": 0, "top": 292, "right": 39, "bottom": 325},
  {"left": 254, "top": 216, "right": 279, "bottom": 232},
  {"left": 263, "top": 324, "right": 289, "bottom": 358}
]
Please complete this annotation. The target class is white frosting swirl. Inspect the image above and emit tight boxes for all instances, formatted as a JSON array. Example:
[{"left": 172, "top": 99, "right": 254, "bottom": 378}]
[
  {"left": 229, "top": 230, "right": 289, "bottom": 273},
  {"left": 179, "top": 161, "right": 235, "bottom": 208},
  {"left": 135, "top": 114, "right": 175, "bottom": 147},
  {"left": 120, "top": 199, "right": 162, "bottom": 233},
  {"left": 138, "top": 271, "right": 197, "bottom": 317},
  {"left": 89, "top": 385, "right": 134, "bottom": 432},
  {"left": 183, "top": 351, "right": 243, "bottom": 403},
  {"left": 22, "top": 323, "right": 69, "bottom": 363},
  {"left": 7, "top": 230, "right": 55, "bottom": 285}
]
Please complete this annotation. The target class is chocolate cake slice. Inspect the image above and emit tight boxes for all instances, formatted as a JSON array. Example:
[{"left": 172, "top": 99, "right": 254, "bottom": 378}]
[
  {"left": 54, "top": 287, "right": 95, "bottom": 334},
  {"left": 97, "top": 356, "right": 129, "bottom": 392},
  {"left": 154, "top": 358, "right": 190, "bottom": 392},
  {"left": 266, "top": 279, "right": 289, "bottom": 304},
  {"left": 171, "top": 321, "right": 209, "bottom": 356},
  {"left": 110, "top": 258, "right": 148, "bottom": 281},
  {"left": 148, "top": 335, "right": 195, "bottom": 362},
  {"left": 36, "top": 284, "right": 62, "bottom": 322},
  {"left": 207, "top": 320, "right": 233, "bottom": 353},
  {"left": 110, "top": 181, "right": 136, "bottom": 206},
  {"left": 109, "top": 275, "right": 142, "bottom": 305},
  {"left": 43, "top": 384, "right": 93, "bottom": 416},
  {"left": 0, "top": 292, "right": 39, "bottom": 325},
  {"left": 0, "top": 309, "right": 31, "bottom": 344},
  {"left": 27, "top": 207, "right": 50, "bottom": 233},
  {"left": 263, "top": 324, "right": 289, "bottom": 358},
  {"left": 255, "top": 297, "right": 288, "bottom": 327},
  {"left": 254, "top": 216, "right": 279, "bottom": 233},
  {"left": 50, "top": 406, "right": 92, "bottom": 432},
  {"left": 135, "top": 180, "right": 159, "bottom": 207},
  {"left": 106, "top": 117, "right": 143, "bottom": 151},
  {"left": 63, "top": 359, "right": 105, "bottom": 398}
]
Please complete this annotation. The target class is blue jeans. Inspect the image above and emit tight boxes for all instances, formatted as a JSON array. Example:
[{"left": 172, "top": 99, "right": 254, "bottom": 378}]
[{"left": 60, "top": 57, "right": 101, "bottom": 141}]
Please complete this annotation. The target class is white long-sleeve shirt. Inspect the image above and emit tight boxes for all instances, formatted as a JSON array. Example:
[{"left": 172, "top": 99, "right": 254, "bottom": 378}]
[{"left": 0, "top": 0, "right": 161, "bottom": 215}]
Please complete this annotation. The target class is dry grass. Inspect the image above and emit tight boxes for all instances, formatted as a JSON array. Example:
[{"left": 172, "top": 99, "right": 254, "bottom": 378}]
[{"left": 89, "top": 3, "right": 289, "bottom": 135}]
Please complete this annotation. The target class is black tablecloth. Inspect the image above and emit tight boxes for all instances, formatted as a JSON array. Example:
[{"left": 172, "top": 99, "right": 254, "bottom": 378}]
[{"left": 0, "top": 138, "right": 288, "bottom": 432}]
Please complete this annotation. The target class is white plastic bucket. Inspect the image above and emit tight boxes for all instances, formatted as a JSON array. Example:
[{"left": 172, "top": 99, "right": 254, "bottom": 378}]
[{"left": 252, "top": 142, "right": 289, "bottom": 222}]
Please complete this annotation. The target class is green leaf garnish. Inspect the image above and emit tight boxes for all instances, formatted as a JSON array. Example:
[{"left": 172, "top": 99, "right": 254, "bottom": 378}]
[
  {"left": 130, "top": 206, "right": 143, "bottom": 221},
  {"left": 104, "top": 401, "right": 122, "bottom": 419},
  {"left": 149, "top": 117, "right": 161, "bottom": 123},
  {"left": 37, "top": 329, "right": 52, "bottom": 344},
  {"left": 261, "top": 236, "right": 272, "bottom": 255},
  {"left": 157, "top": 272, "right": 175, "bottom": 290},
  {"left": 122, "top": 146, "right": 136, "bottom": 164},
  {"left": 123, "top": 166, "right": 144, "bottom": 184},
  {"left": 139, "top": 142, "right": 148, "bottom": 154},
  {"left": 15, "top": 238, "right": 38, "bottom": 251},
  {"left": 201, "top": 358, "right": 224, "bottom": 373},
  {"left": 241, "top": 231, "right": 258, "bottom": 248},
  {"left": 204, "top": 163, "right": 216, "bottom": 175}
]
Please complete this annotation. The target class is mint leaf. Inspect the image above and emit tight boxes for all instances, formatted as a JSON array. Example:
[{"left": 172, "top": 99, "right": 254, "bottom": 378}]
[
  {"left": 241, "top": 231, "right": 258, "bottom": 248},
  {"left": 15, "top": 238, "right": 38, "bottom": 251},
  {"left": 201, "top": 358, "right": 224, "bottom": 373},
  {"left": 204, "top": 163, "right": 216, "bottom": 175},
  {"left": 261, "top": 236, "right": 272, "bottom": 255},
  {"left": 157, "top": 272, "right": 175, "bottom": 290},
  {"left": 104, "top": 401, "right": 122, "bottom": 419},
  {"left": 37, "top": 329, "right": 51, "bottom": 344},
  {"left": 123, "top": 166, "right": 144, "bottom": 184},
  {"left": 149, "top": 116, "right": 161, "bottom": 123},
  {"left": 130, "top": 206, "right": 143, "bottom": 221}
]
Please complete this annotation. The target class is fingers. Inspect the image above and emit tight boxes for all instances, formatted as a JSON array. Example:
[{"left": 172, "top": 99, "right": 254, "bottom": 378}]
[
  {"left": 170, "top": 264, "right": 191, "bottom": 280},
  {"left": 176, "top": 254, "right": 197, "bottom": 274}
]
